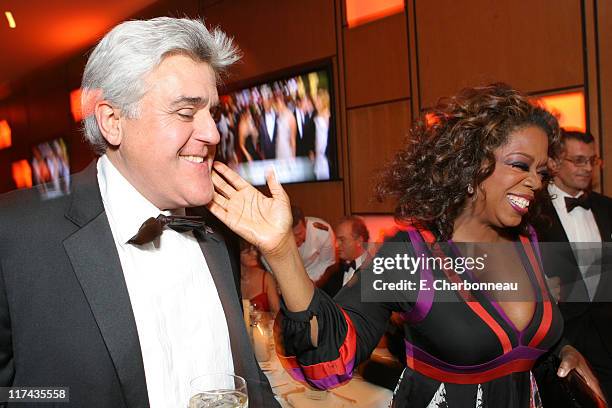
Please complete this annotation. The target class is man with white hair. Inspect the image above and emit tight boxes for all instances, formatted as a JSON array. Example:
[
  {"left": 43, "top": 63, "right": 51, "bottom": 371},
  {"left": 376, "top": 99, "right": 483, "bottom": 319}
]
[{"left": 0, "top": 17, "right": 279, "bottom": 408}]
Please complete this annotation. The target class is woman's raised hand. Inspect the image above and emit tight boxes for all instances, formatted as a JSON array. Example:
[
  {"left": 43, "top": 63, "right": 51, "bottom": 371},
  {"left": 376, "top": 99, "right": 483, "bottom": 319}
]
[{"left": 208, "top": 161, "right": 293, "bottom": 256}]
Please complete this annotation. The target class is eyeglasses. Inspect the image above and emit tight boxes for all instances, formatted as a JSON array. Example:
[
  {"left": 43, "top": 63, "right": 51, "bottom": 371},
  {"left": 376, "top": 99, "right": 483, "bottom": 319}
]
[{"left": 563, "top": 156, "right": 602, "bottom": 167}]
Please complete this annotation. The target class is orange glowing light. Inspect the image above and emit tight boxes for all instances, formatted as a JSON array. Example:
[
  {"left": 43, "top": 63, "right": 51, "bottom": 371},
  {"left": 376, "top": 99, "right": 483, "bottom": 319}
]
[
  {"left": 346, "top": 0, "right": 404, "bottom": 28},
  {"left": 424, "top": 112, "right": 439, "bottom": 127},
  {"left": 537, "top": 91, "right": 586, "bottom": 133},
  {"left": 11, "top": 160, "right": 32, "bottom": 189},
  {"left": 70, "top": 88, "right": 83, "bottom": 122},
  {"left": 4, "top": 11, "right": 16, "bottom": 29},
  {"left": 359, "top": 215, "right": 399, "bottom": 256},
  {"left": 0, "top": 120, "right": 11, "bottom": 149}
]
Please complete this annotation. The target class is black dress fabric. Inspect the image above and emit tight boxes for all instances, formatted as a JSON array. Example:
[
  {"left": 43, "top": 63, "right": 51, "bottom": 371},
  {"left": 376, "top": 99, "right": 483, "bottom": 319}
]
[{"left": 276, "top": 227, "right": 565, "bottom": 407}]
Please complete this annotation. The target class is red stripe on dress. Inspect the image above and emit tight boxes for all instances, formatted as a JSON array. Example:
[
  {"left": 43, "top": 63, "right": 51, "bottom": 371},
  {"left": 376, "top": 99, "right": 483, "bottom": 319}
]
[
  {"left": 408, "top": 356, "right": 536, "bottom": 384},
  {"left": 520, "top": 235, "right": 552, "bottom": 348},
  {"left": 277, "top": 307, "right": 357, "bottom": 382},
  {"left": 430, "top": 240, "right": 513, "bottom": 354},
  {"left": 466, "top": 301, "right": 513, "bottom": 354}
]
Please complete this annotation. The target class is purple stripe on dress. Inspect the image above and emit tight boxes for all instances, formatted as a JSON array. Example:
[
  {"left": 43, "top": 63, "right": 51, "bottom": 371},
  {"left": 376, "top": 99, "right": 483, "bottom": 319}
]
[
  {"left": 285, "top": 357, "right": 356, "bottom": 390},
  {"left": 405, "top": 340, "right": 546, "bottom": 374},
  {"left": 527, "top": 225, "right": 544, "bottom": 266},
  {"left": 400, "top": 230, "right": 435, "bottom": 324}
]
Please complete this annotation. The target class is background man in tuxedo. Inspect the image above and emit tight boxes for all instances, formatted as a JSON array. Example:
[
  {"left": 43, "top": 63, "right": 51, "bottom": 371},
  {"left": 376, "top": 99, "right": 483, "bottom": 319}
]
[
  {"left": 0, "top": 17, "right": 278, "bottom": 408},
  {"left": 536, "top": 129, "right": 612, "bottom": 397},
  {"left": 294, "top": 95, "right": 316, "bottom": 159},
  {"left": 258, "top": 85, "right": 277, "bottom": 159},
  {"left": 319, "top": 216, "right": 370, "bottom": 297}
]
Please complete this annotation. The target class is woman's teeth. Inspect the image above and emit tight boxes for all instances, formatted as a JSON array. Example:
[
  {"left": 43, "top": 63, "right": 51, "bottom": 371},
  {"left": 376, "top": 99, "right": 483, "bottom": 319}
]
[{"left": 507, "top": 194, "right": 530, "bottom": 209}]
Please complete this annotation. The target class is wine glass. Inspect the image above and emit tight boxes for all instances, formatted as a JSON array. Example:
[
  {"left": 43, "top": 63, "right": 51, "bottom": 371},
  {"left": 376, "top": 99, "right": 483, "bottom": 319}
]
[{"left": 189, "top": 373, "right": 248, "bottom": 408}]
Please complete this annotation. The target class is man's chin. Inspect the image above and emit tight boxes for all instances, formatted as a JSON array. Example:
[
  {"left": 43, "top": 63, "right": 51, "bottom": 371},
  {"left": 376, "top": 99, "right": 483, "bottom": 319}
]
[
  {"left": 184, "top": 191, "right": 214, "bottom": 208},
  {"left": 573, "top": 182, "right": 591, "bottom": 191}
]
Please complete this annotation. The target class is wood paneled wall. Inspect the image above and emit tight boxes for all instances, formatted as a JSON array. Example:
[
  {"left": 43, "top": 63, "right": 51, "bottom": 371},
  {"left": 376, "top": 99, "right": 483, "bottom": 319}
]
[
  {"left": 343, "top": 13, "right": 410, "bottom": 108},
  {"left": 1, "top": 0, "right": 611, "bottom": 226},
  {"left": 201, "top": 0, "right": 336, "bottom": 83},
  {"left": 414, "top": 0, "right": 584, "bottom": 108},
  {"left": 598, "top": 0, "right": 612, "bottom": 193}
]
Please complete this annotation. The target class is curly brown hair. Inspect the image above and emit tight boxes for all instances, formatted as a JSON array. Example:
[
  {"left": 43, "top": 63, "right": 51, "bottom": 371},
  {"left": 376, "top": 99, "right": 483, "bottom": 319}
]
[{"left": 376, "top": 83, "right": 560, "bottom": 240}]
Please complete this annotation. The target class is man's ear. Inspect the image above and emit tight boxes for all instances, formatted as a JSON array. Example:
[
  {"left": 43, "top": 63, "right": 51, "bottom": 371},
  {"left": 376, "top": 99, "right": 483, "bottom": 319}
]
[
  {"left": 356, "top": 236, "right": 365, "bottom": 251},
  {"left": 548, "top": 156, "right": 560, "bottom": 175},
  {"left": 94, "top": 101, "right": 123, "bottom": 147}
]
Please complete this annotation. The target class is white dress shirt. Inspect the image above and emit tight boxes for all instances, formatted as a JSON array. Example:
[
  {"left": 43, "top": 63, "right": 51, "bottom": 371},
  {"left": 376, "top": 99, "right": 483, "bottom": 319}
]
[
  {"left": 549, "top": 183, "right": 602, "bottom": 300},
  {"left": 97, "top": 155, "right": 234, "bottom": 407},
  {"left": 296, "top": 108, "right": 304, "bottom": 138},
  {"left": 298, "top": 217, "right": 336, "bottom": 282},
  {"left": 265, "top": 110, "right": 276, "bottom": 141},
  {"left": 342, "top": 251, "right": 368, "bottom": 286}
]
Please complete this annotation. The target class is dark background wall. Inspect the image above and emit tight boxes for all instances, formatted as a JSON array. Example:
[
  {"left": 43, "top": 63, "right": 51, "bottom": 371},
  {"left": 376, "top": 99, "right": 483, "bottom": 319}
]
[{"left": 0, "top": 0, "right": 610, "bottom": 228}]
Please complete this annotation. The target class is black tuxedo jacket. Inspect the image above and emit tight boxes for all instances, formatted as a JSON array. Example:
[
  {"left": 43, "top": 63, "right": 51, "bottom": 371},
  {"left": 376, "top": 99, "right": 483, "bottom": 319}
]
[
  {"left": 534, "top": 191, "right": 612, "bottom": 392},
  {"left": 535, "top": 191, "right": 612, "bottom": 305},
  {"left": 318, "top": 255, "right": 371, "bottom": 299},
  {"left": 258, "top": 114, "right": 277, "bottom": 160},
  {"left": 0, "top": 162, "right": 279, "bottom": 407},
  {"left": 295, "top": 110, "right": 315, "bottom": 158}
]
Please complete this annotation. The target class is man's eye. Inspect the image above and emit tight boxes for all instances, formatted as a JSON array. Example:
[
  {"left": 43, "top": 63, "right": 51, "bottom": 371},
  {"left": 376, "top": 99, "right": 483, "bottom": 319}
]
[{"left": 177, "top": 109, "right": 194, "bottom": 119}]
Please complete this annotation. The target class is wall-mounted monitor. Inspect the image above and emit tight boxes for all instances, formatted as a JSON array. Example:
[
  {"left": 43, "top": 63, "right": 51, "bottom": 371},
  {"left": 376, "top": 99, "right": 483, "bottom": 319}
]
[{"left": 214, "top": 64, "right": 337, "bottom": 186}]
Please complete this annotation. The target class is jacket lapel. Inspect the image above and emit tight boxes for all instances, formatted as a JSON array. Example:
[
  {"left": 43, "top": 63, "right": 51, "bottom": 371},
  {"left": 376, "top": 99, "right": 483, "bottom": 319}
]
[
  {"left": 63, "top": 162, "right": 149, "bottom": 408},
  {"left": 591, "top": 193, "right": 612, "bottom": 242},
  {"left": 590, "top": 193, "right": 612, "bottom": 303},
  {"left": 194, "top": 230, "right": 251, "bottom": 370},
  {"left": 194, "top": 229, "right": 270, "bottom": 407}
]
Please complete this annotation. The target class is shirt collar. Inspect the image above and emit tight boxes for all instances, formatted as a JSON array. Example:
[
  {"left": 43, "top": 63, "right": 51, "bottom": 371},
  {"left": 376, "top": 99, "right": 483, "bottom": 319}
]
[
  {"left": 354, "top": 251, "right": 368, "bottom": 270},
  {"left": 97, "top": 155, "right": 181, "bottom": 246},
  {"left": 549, "top": 182, "right": 584, "bottom": 200}
]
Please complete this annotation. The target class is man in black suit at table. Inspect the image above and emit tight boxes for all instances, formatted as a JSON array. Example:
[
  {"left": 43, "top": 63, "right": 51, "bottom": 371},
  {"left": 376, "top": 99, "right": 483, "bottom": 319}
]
[
  {"left": 0, "top": 17, "right": 278, "bottom": 408},
  {"left": 258, "top": 85, "right": 277, "bottom": 160},
  {"left": 319, "top": 216, "right": 370, "bottom": 297},
  {"left": 535, "top": 129, "right": 612, "bottom": 397}
]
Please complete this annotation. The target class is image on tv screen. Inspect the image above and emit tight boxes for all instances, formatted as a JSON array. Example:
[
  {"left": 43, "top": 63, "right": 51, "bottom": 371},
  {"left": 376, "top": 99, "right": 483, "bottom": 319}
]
[
  {"left": 214, "top": 68, "right": 336, "bottom": 186},
  {"left": 32, "top": 137, "right": 70, "bottom": 199}
]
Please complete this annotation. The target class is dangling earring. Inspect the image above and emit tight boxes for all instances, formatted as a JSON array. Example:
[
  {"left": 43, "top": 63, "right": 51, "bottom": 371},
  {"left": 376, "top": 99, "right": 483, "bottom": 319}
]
[{"left": 467, "top": 184, "right": 475, "bottom": 195}]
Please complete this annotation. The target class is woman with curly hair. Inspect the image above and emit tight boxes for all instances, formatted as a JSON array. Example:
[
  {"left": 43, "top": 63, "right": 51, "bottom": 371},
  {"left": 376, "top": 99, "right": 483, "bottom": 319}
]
[{"left": 207, "top": 83, "right": 605, "bottom": 407}]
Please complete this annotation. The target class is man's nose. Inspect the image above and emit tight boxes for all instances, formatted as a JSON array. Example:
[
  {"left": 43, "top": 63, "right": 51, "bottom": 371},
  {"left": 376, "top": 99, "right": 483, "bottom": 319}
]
[{"left": 193, "top": 111, "right": 220, "bottom": 145}]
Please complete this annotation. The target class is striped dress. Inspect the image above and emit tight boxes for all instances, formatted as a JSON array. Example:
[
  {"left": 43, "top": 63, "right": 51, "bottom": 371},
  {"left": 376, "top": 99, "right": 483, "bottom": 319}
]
[{"left": 275, "top": 226, "right": 564, "bottom": 407}]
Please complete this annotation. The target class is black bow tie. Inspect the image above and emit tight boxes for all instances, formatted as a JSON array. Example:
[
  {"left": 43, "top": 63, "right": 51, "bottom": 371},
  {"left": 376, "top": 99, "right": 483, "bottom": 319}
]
[
  {"left": 565, "top": 194, "right": 591, "bottom": 213},
  {"left": 342, "top": 260, "right": 357, "bottom": 272},
  {"left": 128, "top": 214, "right": 209, "bottom": 245}
]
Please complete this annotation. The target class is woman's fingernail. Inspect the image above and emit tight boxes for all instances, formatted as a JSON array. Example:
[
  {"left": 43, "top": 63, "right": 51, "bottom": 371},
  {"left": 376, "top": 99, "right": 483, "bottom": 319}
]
[{"left": 558, "top": 368, "right": 567, "bottom": 376}]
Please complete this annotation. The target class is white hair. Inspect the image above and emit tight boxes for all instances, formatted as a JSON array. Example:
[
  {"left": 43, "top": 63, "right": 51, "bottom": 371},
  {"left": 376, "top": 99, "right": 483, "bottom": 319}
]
[{"left": 81, "top": 17, "right": 241, "bottom": 155}]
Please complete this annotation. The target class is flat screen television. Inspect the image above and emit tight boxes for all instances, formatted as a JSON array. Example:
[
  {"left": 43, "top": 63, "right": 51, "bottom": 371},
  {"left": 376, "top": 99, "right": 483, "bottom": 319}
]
[
  {"left": 31, "top": 137, "right": 70, "bottom": 199},
  {"left": 214, "top": 65, "right": 337, "bottom": 186}
]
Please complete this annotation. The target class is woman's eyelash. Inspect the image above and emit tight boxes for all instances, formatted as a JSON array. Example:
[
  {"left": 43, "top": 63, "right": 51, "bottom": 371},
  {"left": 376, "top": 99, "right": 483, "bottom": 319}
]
[
  {"left": 538, "top": 170, "right": 551, "bottom": 180},
  {"left": 510, "top": 162, "right": 529, "bottom": 171}
]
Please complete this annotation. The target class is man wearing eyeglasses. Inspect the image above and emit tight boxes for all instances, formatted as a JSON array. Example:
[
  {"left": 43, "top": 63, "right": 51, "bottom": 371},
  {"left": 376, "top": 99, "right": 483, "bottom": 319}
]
[{"left": 536, "top": 129, "right": 612, "bottom": 399}]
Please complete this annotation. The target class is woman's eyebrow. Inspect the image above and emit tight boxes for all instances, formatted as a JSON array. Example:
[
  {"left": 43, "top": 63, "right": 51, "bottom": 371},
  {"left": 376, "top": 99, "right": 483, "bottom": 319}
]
[{"left": 505, "top": 151, "right": 535, "bottom": 160}]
